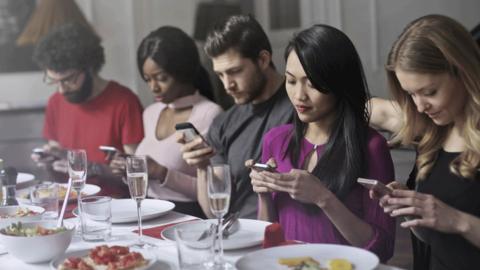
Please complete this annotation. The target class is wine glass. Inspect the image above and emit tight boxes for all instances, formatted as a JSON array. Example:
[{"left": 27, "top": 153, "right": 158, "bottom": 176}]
[
  {"left": 126, "top": 155, "right": 154, "bottom": 248},
  {"left": 67, "top": 149, "right": 87, "bottom": 234},
  {"left": 207, "top": 164, "right": 234, "bottom": 269}
]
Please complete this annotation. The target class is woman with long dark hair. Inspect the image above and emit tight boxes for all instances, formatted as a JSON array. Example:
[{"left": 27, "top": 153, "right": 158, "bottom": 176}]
[
  {"left": 249, "top": 24, "right": 395, "bottom": 261},
  {"left": 111, "top": 26, "right": 222, "bottom": 217}
]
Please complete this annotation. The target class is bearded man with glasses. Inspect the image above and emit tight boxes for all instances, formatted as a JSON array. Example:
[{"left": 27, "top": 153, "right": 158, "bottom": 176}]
[{"left": 31, "top": 22, "right": 144, "bottom": 198}]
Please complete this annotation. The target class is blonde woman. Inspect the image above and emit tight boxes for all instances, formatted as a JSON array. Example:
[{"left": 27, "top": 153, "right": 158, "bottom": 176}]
[{"left": 377, "top": 14, "right": 480, "bottom": 270}]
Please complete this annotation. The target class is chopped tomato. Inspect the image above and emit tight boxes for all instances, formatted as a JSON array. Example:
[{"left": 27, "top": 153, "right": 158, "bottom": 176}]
[
  {"left": 77, "top": 260, "right": 93, "bottom": 270},
  {"left": 110, "top": 245, "right": 129, "bottom": 255},
  {"left": 63, "top": 257, "right": 81, "bottom": 268},
  {"left": 64, "top": 245, "right": 146, "bottom": 270}
]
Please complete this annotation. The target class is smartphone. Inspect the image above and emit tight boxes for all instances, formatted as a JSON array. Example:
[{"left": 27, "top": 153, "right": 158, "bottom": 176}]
[
  {"left": 357, "top": 177, "right": 392, "bottom": 196},
  {"left": 175, "top": 122, "right": 201, "bottom": 142},
  {"left": 32, "top": 148, "right": 49, "bottom": 158},
  {"left": 252, "top": 163, "right": 276, "bottom": 172},
  {"left": 99, "top": 145, "right": 119, "bottom": 154}
]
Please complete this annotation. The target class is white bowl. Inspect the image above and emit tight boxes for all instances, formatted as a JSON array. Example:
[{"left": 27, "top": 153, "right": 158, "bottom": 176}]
[
  {"left": 0, "top": 204, "right": 45, "bottom": 228},
  {"left": 0, "top": 220, "right": 75, "bottom": 263}
]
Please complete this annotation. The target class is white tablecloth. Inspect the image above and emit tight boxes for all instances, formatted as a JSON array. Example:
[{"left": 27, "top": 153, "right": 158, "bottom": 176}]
[{"left": 0, "top": 212, "right": 404, "bottom": 270}]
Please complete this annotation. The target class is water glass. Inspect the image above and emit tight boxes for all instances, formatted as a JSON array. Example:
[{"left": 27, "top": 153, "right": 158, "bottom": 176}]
[
  {"left": 175, "top": 222, "right": 215, "bottom": 270},
  {"left": 30, "top": 182, "right": 59, "bottom": 219},
  {"left": 80, "top": 196, "right": 111, "bottom": 242}
]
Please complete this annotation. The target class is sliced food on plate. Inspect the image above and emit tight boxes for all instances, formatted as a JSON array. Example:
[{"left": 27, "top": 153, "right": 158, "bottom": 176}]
[
  {"left": 58, "top": 245, "right": 149, "bottom": 270},
  {"left": 0, "top": 207, "right": 41, "bottom": 219},
  {"left": 278, "top": 256, "right": 353, "bottom": 270}
]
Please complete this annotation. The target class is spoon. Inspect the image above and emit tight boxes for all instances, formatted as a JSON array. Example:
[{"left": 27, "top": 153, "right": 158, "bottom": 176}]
[{"left": 57, "top": 178, "right": 73, "bottom": 227}]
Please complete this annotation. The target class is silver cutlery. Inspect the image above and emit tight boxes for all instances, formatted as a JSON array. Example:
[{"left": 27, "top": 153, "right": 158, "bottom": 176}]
[
  {"left": 197, "top": 211, "right": 239, "bottom": 241},
  {"left": 222, "top": 211, "right": 239, "bottom": 238}
]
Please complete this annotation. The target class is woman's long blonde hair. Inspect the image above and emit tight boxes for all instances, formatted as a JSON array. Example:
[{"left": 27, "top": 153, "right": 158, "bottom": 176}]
[{"left": 387, "top": 14, "right": 480, "bottom": 181}]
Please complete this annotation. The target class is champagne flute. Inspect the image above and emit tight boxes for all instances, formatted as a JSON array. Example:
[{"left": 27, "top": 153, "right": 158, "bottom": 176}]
[
  {"left": 207, "top": 164, "right": 234, "bottom": 269},
  {"left": 126, "top": 155, "right": 153, "bottom": 248},
  {"left": 67, "top": 149, "right": 87, "bottom": 235}
]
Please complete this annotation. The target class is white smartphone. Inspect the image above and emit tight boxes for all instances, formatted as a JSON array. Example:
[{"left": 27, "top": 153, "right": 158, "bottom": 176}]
[
  {"left": 252, "top": 163, "right": 276, "bottom": 172},
  {"left": 357, "top": 177, "right": 392, "bottom": 196},
  {"left": 99, "top": 145, "right": 119, "bottom": 154}
]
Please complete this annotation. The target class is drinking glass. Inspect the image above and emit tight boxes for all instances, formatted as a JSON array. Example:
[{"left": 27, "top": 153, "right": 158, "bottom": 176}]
[
  {"left": 67, "top": 149, "right": 87, "bottom": 234},
  {"left": 207, "top": 164, "right": 234, "bottom": 269},
  {"left": 30, "top": 182, "right": 59, "bottom": 219},
  {"left": 126, "top": 155, "right": 153, "bottom": 248},
  {"left": 80, "top": 196, "right": 112, "bottom": 241},
  {"left": 175, "top": 222, "right": 215, "bottom": 270}
]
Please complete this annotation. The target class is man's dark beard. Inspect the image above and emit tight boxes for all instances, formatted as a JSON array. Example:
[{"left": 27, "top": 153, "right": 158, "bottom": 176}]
[
  {"left": 63, "top": 72, "right": 93, "bottom": 104},
  {"left": 246, "top": 70, "right": 267, "bottom": 103}
]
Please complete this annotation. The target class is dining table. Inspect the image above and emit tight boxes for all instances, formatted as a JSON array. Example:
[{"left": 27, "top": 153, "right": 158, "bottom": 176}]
[{"left": 0, "top": 211, "right": 405, "bottom": 270}]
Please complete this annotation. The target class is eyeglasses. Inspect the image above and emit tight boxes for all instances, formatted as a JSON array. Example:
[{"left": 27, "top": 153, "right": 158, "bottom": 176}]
[{"left": 43, "top": 71, "right": 83, "bottom": 88}]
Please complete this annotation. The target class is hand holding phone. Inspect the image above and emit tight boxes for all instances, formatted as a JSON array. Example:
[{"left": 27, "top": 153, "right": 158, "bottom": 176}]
[
  {"left": 252, "top": 162, "right": 276, "bottom": 172},
  {"left": 175, "top": 122, "right": 201, "bottom": 142},
  {"left": 32, "top": 148, "right": 48, "bottom": 158},
  {"left": 99, "top": 145, "right": 118, "bottom": 153},
  {"left": 31, "top": 147, "right": 56, "bottom": 164},
  {"left": 357, "top": 177, "right": 392, "bottom": 196},
  {"left": 99, "top": 145, "right": 119, "bottom": 161}
]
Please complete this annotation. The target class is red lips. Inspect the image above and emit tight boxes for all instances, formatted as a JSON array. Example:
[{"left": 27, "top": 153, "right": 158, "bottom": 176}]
[{"left": 295, "top": 104, "right": 311, "bottom": 113}]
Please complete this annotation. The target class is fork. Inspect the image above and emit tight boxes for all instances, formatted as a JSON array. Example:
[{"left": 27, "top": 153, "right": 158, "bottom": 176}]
[
  {"left": 222, "top": 211, "right": 239, "bottom": 238},
  {"left": 197, "top": 212, "right": 238, "bottom": 241}
]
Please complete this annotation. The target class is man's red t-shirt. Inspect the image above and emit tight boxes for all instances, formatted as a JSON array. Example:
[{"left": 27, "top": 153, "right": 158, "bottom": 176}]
[{"left": 43, "top": 81, "right": 144, "bottom": 164}]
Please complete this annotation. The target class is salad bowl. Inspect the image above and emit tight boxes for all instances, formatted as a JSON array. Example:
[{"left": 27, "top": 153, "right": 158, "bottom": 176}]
[{"left": 0, "top": 220, "right": 74, "bottom": 263}]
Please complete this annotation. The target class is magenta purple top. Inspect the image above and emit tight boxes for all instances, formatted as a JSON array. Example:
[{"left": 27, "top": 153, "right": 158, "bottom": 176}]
[{"left": 261, "top": 124, "right": 396, "bottom": 262}]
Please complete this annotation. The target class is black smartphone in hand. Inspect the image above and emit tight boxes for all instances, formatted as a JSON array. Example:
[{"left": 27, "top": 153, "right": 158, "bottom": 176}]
[
  {"left": 99, "top": 145, "right": 120, "bottom": 161},
  {"left": 175, "top": 122, "right": 201, "bottom": 142},
  {"left": 32, "top": 148, "right": 50, "bottom": 158}
]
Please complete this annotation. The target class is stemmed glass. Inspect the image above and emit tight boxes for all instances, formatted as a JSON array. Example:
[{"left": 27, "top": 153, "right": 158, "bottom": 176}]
[
  {"left": 126, "top": 155, "right": 153, "bottom": 248},
  {"left": 67, "top": 149, "right": 87, "bottom": 235},
  {"left": 207, "top": 164, "right": 234, "bottom": 269}
]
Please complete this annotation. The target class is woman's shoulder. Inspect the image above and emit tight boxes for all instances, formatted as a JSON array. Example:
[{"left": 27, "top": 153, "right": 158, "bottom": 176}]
[
  {"left": 144, "top": 102, "right": 164, "bottom": 114},
  {"left": 264, "top": 124, "right": 293, "bottom": 143}
]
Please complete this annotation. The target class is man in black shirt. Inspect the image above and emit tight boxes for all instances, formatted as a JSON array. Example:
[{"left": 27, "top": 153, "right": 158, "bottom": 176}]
[{"left": 178, "top": 15, "right": 292, "bottom": 218}]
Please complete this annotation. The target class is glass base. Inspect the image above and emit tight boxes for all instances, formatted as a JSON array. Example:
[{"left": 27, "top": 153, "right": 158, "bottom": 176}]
[
  {"left": 205, "top": 260, "right": 235, "bottom": 270},
  {"left": 129, "top": 240, "right": 157, "bottom": 249}
]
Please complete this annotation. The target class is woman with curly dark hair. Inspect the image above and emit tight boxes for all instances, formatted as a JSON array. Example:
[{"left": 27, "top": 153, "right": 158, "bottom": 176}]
[{"left": 31, "top": 22, "right": 144, "bottom": 198}]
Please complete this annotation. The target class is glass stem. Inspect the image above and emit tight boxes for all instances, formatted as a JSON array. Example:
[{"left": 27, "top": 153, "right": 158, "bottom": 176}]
[
  {"left": 136, "top": 199, "right": 143, "bottom": 243},
  {"left": 214, "top": 216, "right": 224, "bottom": 265},
  {"left": 77, "top": 191, "right": 82, "bottom": 233}
]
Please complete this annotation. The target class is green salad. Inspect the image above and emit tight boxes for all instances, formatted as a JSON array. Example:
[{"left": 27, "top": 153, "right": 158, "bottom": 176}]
[{"left": 1, "top": 222, "right": 66, "bottom": 237}]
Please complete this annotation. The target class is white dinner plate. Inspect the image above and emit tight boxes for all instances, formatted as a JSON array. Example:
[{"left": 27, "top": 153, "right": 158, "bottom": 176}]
[
  {"left": 17, "top": 172, "right": 35, "bottom": 184},
  {"left": 16, "top": 173, "right": 36, "bottom": 189},
  {"left": 162, "top": 218, "right": 270, "bottom": 250},
  {"left": 50, "top": 247, "right": 157, "bottom": 270},
  {"left": 59, "top": 183, "right": 101, "bottom": 201},
  {"left": 17, "top": 183, "right": 101, "bottom": 203},
  {"left": 0, "top": 204, "right": 45, "bottom": 228},
  {"left": 236, "top": 243, "right": 379, "bottom": 270},
  {"left": 111, "top": 199, "right": 175, "bottom": 223}
]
